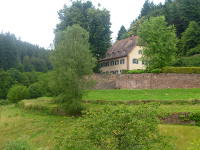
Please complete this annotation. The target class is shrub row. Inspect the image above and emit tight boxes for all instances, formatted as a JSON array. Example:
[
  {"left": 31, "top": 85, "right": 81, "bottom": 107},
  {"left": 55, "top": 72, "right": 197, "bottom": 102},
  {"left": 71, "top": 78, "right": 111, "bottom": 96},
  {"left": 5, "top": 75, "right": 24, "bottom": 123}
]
[
  {"left": 7, "top": 83, "right": 45, "bottom": 103},
  {"left": 123, "top": 67, "right": 200, "bottom": 74},
  {"left": 162, "top": 67, "right": 200, "bottom": 74},
  {"left": 125, "top": 68, "right": 162, "bottom": 74}
]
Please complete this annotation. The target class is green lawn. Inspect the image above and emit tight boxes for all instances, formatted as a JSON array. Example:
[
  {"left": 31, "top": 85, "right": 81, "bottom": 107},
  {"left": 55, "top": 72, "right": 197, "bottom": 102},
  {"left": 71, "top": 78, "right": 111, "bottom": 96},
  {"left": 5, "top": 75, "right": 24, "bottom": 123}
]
[
  {"left": 160, "top": 124, "right": 200, "bottom": 150},
  {"left": 1, "top": 104, "right": 200, "bottom": 150},
  {"left": 84, "top": 88, "right": 200, "bottom": 101}
]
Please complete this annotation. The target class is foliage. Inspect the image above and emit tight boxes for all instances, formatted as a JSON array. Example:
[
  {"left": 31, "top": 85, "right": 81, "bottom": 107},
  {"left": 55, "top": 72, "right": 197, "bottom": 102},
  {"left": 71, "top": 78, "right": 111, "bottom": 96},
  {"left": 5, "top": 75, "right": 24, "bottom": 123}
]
[
  {"left": 139, "top": 0, "right": 200, "bottom": 36},
  {"left": 162, "top": 67, "right": 200, "bottom": 74},
  {"left": 28, "top": 83, "right": 43, "bottom": 99},
  {"left": 138, "top": 16, "right": 177, "bottom": 70},
  {"left": 0, "top": 32, "right": 52, "bottom": 72},
  {"left": 173, "top": 54, "right": 200, "bottom": 67},
  {"left": 117, "top": 26, "right": 128, "bottom": 40},
  {"left": 0, "top": 68, "right": 48, "bottom": 99},
  {"left": 0, "top": 70, "right": 14, "bottom": 99},
  {"left": 179, "top": 21, "right": 200, "bottom": 56},
  {"left": 56, "top": 0, "right": 111, "bottom": 61},
  {"left": 0, "top": 33, "right": 18, "bottom": 70},
  {"left": 140, "top": 0, "right": 163, "bottom": 18},
  {"left": 189, "top": 113, "right": 200, "bottom": 126},
  {"left": 4, "top": 139, "right": 32, "bottom": 150},
  {"left": 7, "top": 85, "right": 29, "bottom": 103},
  {"left": 126, "top": 69, "right": 161, "bottom": 74},
  {"left": 0, "top": 100, "right": 9, "bottom": 105},
  {"left": 140, "top": 0, "right": 155, "bottom": 17},
  {"left": 150, "top": 68, "right": 162, "bottom": 74},
  {"left": 55, "top": 104, "right": 173, "bottom": 150},
  {"left": 1, "top": 104, "right": 200, "bottom": 150},
  {"left": 52, "top": 25, "right": 95, "bottom": 115},
  {"left": 128, "top": 17, "right": 146, "bottom": 36},
  {"left": 127, "top": 70, "right": 146, "bottom": 74},
  {"left": 187, "top": 45, "right": 200, "bottom": 56}
]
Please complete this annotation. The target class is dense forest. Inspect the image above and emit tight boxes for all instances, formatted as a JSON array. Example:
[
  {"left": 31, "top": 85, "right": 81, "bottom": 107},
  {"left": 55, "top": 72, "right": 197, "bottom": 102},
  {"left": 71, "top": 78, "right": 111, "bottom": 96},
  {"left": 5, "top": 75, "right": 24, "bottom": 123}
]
[
  {"left": 117, "top": 0, "right": 200, "bottom": 67},
  {"left": 0, "top": 32, "right": 52, "bottom": 72}
]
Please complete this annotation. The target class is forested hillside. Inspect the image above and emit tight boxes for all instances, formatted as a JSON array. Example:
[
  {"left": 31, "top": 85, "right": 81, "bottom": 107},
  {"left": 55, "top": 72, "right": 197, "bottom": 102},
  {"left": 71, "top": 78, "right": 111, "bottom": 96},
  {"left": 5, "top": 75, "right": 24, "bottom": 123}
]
[{"left": 0, "top": 32, "right": 52, "bottom": 72}]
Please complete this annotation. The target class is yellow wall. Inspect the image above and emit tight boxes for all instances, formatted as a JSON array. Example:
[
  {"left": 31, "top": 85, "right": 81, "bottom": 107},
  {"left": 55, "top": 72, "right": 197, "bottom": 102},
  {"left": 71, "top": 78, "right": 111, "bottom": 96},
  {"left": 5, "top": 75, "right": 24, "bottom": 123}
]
[
  {"left": 100, "top": 57, "right": 128, "bottom": 74},
  {"left": 100, "top": 46, "right": 145, "bottom": 74},
  {"left": 128, "top": 46, "right": 145, "bottom": 70}
]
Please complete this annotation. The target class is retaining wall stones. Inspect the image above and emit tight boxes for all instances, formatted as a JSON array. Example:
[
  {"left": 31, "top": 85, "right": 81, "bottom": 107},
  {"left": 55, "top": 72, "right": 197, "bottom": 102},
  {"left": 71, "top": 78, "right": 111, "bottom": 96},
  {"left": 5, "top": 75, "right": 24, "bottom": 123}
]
[{"left": 92, "top": 73, "right": 200, "bottom": 89}]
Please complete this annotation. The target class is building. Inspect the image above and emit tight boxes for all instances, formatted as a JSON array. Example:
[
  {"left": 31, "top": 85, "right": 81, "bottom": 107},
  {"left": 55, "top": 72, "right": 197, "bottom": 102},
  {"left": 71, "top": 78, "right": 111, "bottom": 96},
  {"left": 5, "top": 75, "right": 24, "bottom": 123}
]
[{"left": 100, "top": 36, "right": 145, "bottom": 74}]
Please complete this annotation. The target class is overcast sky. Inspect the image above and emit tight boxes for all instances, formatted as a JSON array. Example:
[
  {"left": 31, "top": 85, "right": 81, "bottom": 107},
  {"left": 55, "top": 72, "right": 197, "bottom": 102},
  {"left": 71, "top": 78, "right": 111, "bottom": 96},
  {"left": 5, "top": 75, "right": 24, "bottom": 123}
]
[{"left": 0, "top": 0, "right": 165, "bottom": 48}]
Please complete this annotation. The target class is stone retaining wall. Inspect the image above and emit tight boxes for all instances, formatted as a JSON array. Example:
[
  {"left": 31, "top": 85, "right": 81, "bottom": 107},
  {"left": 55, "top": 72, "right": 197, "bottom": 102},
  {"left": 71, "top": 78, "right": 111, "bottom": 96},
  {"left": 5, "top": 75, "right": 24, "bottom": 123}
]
[{"left": 92, "top": 73, "right": 200, "bottom": 89}]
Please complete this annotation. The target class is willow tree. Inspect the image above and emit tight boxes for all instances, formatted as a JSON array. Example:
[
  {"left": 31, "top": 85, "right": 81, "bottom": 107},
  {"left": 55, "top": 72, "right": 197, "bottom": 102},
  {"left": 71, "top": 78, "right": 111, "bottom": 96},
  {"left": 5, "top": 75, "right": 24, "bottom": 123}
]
[{"left": 51, "top": 25, "right": 96, "bottom": 115}]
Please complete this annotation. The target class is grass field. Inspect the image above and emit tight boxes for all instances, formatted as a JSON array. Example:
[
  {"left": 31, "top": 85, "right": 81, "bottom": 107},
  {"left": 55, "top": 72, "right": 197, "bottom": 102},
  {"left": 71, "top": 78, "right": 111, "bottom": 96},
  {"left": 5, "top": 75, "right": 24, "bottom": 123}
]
[
  {"left": 0, "top": 105, "right": 76, "bottom": 149},
  {"left": 0, "top": 104, "right": 200, "bottom": 150},
  {"left": 84, "top": 88, "right": 200, "bottom": 101}
]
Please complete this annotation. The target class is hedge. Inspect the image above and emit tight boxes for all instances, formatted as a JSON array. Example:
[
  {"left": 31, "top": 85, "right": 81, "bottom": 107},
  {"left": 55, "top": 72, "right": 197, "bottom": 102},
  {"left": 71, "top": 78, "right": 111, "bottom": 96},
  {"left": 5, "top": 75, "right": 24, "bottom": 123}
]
[
  {"left": 122, "top": 67, "right": 200, "bottom": 74},
  {"left": 162, "top": 67, "right": 200, "bottom": 74}
]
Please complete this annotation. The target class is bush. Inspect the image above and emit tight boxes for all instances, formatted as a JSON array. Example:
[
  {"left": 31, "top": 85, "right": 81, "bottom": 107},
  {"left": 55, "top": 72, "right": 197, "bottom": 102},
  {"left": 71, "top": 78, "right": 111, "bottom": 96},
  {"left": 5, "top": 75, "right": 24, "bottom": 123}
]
[
  {"left": 127, "top": 70, "right": 146, "bottom": 74},
  {"left": 150, "top": 68, "right": 162, "bottom": 73},
  {"left": 56, "top": 95, "right": 85, "bottom": 116},
  {"left": 162, "top": 67, "right": 200, "bottom": 74},
  {"left": 55, "top": 104, "right": 173, "bottom": 150},
  {"left": 189, "top": 112, "right": 200, "bottom": 126},
  {"left": 7, "top": 85, "right": 29, "bottom": 103},
  {"left": 173, "top": 55, "right": 200, "bottom": 67},
  {"left": 0, "top": 100, "right": 9, "bottom": 105},
  {"left": 4, "top": 139, "right": 32, "bottom": 150},
  {"left": 28, "top": 83, "right": 43, "bottom": 98},
  {"left": 187, "top": 45, "right": 200, "bottom": 56},
  {"left": 0, "top": 70, "right": 14, "bottom": 99}
]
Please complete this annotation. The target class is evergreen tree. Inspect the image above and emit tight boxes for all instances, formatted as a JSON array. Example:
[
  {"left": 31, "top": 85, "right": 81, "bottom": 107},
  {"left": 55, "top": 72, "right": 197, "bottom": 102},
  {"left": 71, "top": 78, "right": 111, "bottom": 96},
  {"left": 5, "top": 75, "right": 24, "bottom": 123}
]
[
  {"left": 0, "top": 32, "right": 52, "bottom": 72},
  {"left": 179, "top": 21, "right": 200, "bottom": 56},
  {"left": 140, "top": 0, "right": 155, "bottom": 18},
  {"left": 128, "top": 17, "right": 146, "bottom": 36},
  {"left": 164, "top": 0, "right": 200, "bottom": 36},
  {"left": 0, "top": 33, "right": 18, "bottom": 70},
  {"left": 117, "top": 25, "right": 127, "bottom": 40}
]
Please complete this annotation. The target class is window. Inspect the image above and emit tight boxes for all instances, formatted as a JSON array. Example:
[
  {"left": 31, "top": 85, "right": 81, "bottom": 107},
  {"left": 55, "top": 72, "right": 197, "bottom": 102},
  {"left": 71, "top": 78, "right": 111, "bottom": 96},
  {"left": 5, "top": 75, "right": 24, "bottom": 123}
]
[
  {"left": 138, "top": 50, "right": 143, "bottom": 55},
  {"left": 115, "top": 60, "right": 119, "bottom": 65},
  {"left": 106, "top": 62, "right": 109, "bottom": 67},
  {"left": 120, "top": 59, "right": 125, "bottom": 64},
  {"left": 110, "top": 61, "right": 115, "bottom": 66},
  {"left": 132, "top": 59, "right": 139, "bottom": 64}
]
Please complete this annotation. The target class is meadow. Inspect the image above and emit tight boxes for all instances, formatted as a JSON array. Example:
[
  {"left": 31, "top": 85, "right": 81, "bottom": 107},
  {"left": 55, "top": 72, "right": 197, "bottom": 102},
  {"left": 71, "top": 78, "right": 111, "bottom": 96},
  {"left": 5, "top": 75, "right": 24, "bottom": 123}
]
[
  {"left": 1, "top": 88, "right": 200, "bottom": 150},
  {"left": 1, "top": 102, "right": 200, "bottom": 150}
]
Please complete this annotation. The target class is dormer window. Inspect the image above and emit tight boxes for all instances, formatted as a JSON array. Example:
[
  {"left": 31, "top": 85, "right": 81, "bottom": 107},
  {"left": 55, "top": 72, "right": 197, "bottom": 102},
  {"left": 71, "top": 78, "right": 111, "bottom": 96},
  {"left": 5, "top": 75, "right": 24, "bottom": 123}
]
[{"left": 138, "top": 50, "right": 143, "bottom": 55}]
